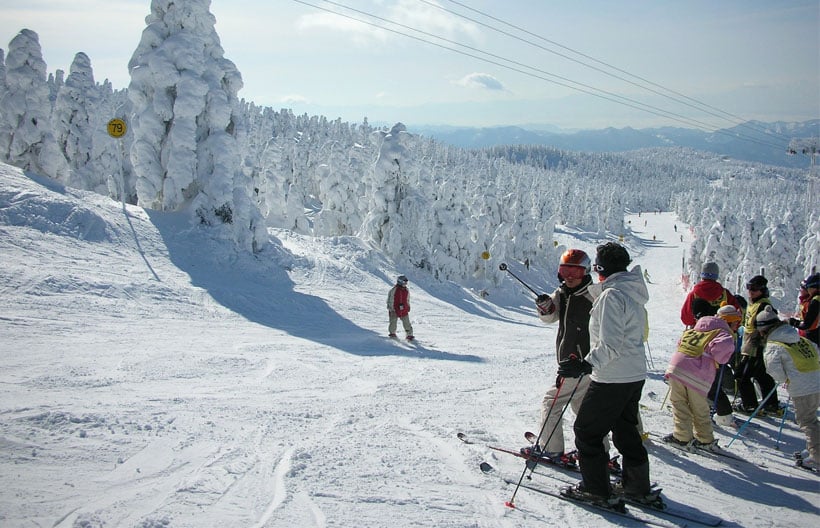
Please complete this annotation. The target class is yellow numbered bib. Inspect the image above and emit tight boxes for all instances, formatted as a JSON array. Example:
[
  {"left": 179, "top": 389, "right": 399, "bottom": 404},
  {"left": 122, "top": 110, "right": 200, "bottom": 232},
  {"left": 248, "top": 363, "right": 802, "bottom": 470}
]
[
  {"left": 771, "top": 338, "right": 820, "bottom": 373},
  {"left": 677, "top": 328, "right": 721, "bottom": 357}
]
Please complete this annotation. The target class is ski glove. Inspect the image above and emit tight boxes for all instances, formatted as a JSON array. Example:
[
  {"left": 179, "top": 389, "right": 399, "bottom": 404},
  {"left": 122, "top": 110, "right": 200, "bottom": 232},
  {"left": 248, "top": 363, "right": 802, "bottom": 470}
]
[
  {"left": 536, "top": 294, "right": 555, "bottom": 315},
  {"left": 788, "top": 317, "right": 801, "bottom": 328},
  {"left": 557, "top": 359, "right": 592, "bottom": 378}
]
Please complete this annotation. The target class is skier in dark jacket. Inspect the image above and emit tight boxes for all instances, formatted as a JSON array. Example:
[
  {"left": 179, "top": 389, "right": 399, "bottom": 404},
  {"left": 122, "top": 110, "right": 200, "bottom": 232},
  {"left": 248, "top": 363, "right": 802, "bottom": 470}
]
[
  {"left": 735, "top": 275, "right": 779, "bottom": 414},
  {"left": 524, "top": 249, "right": 604, "bottom": 462}
]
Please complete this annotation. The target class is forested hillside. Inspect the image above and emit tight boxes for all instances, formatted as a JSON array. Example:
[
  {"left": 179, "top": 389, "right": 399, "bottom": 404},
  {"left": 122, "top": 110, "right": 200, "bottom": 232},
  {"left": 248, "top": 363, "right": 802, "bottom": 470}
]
[{"left": 1, "top": 16, "right": 816, "bottom": 309}]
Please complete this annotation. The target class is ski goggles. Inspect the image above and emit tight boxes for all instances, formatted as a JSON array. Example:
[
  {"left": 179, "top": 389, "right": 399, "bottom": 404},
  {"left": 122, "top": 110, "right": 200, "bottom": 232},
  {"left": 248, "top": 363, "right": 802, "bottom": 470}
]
[{"left": 558, "top": 264, "right": 586, "bottom": 280}]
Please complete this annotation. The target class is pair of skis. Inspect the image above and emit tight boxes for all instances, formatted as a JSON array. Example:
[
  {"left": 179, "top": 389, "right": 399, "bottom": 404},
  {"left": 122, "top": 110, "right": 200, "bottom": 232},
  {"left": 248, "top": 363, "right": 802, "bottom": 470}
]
[
  {"left": 456, "top": 431, "right": 623, "bottom": 476},
  {"left": 647, "top": 432, "right": 763, "bottom": 466},
  {"left": 458, "top": 431, "right": 723, "bottom": 527}
]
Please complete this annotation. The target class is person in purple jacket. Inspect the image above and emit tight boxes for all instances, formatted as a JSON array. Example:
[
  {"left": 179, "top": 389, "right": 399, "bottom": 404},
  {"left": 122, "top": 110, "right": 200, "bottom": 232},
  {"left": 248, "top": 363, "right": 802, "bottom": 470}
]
[{"left": 663, "top": 298, "right": 735, "bottom": 450}]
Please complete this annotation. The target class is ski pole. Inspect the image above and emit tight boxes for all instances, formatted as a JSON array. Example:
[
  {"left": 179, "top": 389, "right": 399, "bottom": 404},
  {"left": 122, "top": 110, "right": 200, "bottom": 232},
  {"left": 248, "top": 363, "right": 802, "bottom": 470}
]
[
  {"left": 644, "top": 341, "right": 656, "bottom": 370},
  {"left": 526, "top": 376, "right": 584, "bottom": 478},
  {"left": 528, "top": 376, "right": 569, "bottom": 455},
  {"left": 659, "top": 383, "right": 670, "bottom": 411},
  {"left": 711, "top": 363, "right": 727, "bottom": 416},
  {"left": 775, "top": 396, "right": 791, "bottom": 449},
  {"left": 498, "top": 262, "right": 538, "bottom": 297},
  {"left": 506, "top": 375, "right": 585, "bottom": 508},
  {"left": 726, "top": 384, "right": 779, "bottom": 448}
]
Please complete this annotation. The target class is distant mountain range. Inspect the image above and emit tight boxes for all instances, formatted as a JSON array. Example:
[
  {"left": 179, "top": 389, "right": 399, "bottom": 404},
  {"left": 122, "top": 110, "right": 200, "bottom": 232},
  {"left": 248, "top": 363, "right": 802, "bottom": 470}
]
[{"left": 409, "top": 120, "right": 819, "bottom": 169}]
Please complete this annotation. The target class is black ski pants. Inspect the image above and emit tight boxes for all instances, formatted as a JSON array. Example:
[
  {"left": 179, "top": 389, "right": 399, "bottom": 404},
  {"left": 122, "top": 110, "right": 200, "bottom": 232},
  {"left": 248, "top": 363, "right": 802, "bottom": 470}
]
[
  {"left": 574, "top": 379, "right": 649, "bottom": 498},
  {"left": 737, "top": 354, "right": 778, "bottom": 411},
  {"left": 708, "top": 365, "right": 734, "bottom": 416}
]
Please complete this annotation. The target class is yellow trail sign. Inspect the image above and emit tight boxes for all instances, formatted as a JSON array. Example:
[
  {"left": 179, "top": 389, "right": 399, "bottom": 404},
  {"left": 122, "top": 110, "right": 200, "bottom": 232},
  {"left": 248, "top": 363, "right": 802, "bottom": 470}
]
[{"left": 107, "top": 118, "right": 127, "bottom": 138}]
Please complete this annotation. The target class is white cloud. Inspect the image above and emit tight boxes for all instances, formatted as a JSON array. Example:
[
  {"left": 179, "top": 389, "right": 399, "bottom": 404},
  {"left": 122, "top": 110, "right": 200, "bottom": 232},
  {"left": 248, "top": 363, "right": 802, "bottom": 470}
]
[{"left": 454, "top": 73, "right": 505, "bottom": 91}]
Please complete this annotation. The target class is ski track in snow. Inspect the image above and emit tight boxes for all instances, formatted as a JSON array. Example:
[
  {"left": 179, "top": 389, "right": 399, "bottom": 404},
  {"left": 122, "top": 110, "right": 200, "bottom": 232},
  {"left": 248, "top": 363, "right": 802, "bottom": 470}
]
[{"left": 1, "top": 163, "right": 819, "bottom": 527}]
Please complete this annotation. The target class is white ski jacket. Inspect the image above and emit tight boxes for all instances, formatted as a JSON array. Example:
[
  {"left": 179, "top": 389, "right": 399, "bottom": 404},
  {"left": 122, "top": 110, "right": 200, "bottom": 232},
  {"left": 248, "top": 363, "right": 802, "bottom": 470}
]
[
  {"left": 763, "top": 323, "right": 820, "bottom": 398},
  {"left": 586, "top": 266, "right": 649, "bottom": 384}
]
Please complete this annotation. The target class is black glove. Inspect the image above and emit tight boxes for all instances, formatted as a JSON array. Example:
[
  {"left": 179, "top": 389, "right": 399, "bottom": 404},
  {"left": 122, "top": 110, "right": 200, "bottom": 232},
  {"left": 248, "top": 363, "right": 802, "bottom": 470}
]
[
  {"left": 536, "top": 294, "right": 555, "bottom": 315},
  {"left": 557, "top": 358, "right": 593, "bottom": 378},
  {"left": 788, "top": 317, "right": 801, "bottom": 328},
  {"left": 555, "top": 374, "right": 563, "bottom": 388}
]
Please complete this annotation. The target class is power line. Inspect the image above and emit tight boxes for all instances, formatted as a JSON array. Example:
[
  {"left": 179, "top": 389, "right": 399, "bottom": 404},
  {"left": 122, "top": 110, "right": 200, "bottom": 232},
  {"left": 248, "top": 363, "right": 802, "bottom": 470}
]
[
  {"left": 290, "top": 0, "right": 792, "bottom": 152},
  {"left": 313, "top": 0, "right": 737, "bottom": 134},
  {"left": 431, "top": 0, "right": 793, "bottom": 145}
]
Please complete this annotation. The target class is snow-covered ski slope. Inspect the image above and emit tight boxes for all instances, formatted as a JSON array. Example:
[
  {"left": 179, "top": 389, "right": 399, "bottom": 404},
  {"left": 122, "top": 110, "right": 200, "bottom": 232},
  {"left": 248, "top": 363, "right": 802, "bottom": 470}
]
[{"left": 1, "top": 162, "right": 817, "bottom": 527}]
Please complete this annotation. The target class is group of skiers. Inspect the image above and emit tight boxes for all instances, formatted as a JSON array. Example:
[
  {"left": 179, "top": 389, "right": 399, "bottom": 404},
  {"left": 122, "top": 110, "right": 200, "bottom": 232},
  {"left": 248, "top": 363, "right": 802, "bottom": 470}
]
[
  {"left": 669, "top": 263, "right": 820, "bottom": 469},
  {"left": 519, "top": 245, "right": 820, "bottom": 510}
]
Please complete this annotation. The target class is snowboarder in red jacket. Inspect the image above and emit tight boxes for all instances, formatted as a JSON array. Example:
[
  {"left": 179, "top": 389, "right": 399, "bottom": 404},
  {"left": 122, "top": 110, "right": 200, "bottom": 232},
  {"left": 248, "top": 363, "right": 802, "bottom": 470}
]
[{"left": 388, "top": 275, "right": 414, "bottom": 340}]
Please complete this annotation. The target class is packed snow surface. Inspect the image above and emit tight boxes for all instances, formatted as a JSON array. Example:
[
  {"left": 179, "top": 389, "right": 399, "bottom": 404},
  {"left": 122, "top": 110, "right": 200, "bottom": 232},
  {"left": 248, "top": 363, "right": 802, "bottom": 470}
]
[{"left": 1, "top": 162, "right": 817, "bottom": 527}]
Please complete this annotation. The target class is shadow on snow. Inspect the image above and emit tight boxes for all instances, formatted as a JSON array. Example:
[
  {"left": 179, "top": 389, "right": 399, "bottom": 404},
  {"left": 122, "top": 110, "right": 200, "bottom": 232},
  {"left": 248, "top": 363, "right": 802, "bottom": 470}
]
[{"left": 147, "top": 211, "right": 483, "bottom": 363}]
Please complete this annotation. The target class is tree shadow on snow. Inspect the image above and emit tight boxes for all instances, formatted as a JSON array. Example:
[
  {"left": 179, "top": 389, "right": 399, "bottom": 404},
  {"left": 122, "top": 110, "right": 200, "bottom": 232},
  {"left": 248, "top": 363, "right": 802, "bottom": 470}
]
[{"left": 148, "top": 213, "right": 483, "bottom": 363}]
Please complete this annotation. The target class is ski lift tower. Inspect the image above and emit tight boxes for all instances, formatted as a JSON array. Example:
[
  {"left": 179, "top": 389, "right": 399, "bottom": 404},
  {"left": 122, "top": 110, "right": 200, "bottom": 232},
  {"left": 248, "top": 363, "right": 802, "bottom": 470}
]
[{"left": 787, "top": 136, "right": 819, "bottom": 203}]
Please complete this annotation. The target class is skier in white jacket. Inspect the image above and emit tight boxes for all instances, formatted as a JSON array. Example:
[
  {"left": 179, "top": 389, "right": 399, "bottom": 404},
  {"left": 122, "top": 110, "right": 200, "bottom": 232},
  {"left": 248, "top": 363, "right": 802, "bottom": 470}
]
[
  {"left": 758, "top": 305, "right": 820, "bottom": 469},
  {"left": 560, "top": 242, "right": 654, "bottom": 509}
]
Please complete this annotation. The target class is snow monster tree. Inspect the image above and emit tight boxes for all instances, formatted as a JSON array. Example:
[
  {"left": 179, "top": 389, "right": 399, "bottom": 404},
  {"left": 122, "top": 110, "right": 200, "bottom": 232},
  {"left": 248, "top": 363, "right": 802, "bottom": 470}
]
[{"left": 127, "top": 0, "right": 265, "bottom": 252}]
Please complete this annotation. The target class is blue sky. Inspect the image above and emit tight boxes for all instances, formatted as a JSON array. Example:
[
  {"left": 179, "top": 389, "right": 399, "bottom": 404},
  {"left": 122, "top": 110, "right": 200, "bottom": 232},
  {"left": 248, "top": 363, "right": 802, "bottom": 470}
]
[{"left": 1, "top": 0, "right": 818, "bottom": 130}]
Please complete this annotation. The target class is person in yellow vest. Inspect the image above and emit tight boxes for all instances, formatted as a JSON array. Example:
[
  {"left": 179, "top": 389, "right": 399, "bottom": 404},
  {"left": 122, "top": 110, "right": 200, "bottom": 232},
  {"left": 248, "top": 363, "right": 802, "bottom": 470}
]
[
  {"left": 758, "top": 305, "right": 820, "bottom": 470},
  {"left": 736, "top": 275, "right": 780, "bottom": 414},
  {"left": 790, "top": 273, "right": 820, "bottom": 346}
]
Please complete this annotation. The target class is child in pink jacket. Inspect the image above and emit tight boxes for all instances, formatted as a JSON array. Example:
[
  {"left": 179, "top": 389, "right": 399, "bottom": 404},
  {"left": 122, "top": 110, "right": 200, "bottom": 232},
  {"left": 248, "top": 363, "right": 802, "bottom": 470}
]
[{"left": 664, "top": 299, "right": 735, "bottom": 449}]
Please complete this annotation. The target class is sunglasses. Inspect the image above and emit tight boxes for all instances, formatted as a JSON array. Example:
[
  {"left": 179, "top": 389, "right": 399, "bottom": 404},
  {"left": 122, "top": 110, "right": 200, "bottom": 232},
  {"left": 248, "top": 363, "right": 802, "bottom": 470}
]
[{"left": 746, "top": 286, "right": 761, "bottom": 291}]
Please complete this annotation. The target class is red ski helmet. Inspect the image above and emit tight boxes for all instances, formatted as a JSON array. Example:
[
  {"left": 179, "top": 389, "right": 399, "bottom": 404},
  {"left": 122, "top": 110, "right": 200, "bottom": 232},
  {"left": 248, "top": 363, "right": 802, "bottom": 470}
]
[
  {"left": 559, "top": 249, "right": 591, "bottom": 272},
  {"left": 558, "top": 249, "right": 591, "bottom": 281}
]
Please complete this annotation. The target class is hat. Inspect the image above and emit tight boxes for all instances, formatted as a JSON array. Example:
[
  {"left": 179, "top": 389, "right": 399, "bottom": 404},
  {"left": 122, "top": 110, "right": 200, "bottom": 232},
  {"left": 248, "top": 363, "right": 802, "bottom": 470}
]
[
  {"left": 701, "top": 262, "right": 719, "bottom": 280},
  {"left": 746, "top": 275, "right": 768, "bottom": 290},
  {"left": 717, "top": 303, "right": 742, "bottom": 324},
  {"left": 802, "top": 273, "right": 820, "bottom": 290},
  {"left": 692, "top": 298, "right": 718, "bottom": 319},
  {"left": 396, "top": 275, "right": 408, "bottom": 285},
  {"left": 593, "top": 242, "right": 631, "bottom": 277},
  {"left": 754, "top": 305, "right": 780, "bottom": 329}
]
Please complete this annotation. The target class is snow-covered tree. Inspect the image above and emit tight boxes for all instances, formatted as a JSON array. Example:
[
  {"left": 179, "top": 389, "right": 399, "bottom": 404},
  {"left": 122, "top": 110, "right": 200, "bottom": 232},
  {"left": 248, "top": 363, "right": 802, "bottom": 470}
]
[
  {"left": 0, "top": 29, "right": 68, "bottom": 180},
  {"left": 796, "top": 212, "right": 819, "bottom": 280},
  {"left": 0, "top": 48, "right": 9, "bottom": 158},
  {"left": 127, "top": 0, "right": 264, "bottom": 251},
  {"left": 52, "top": 52, "right": 97, "bottom": 188}
]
